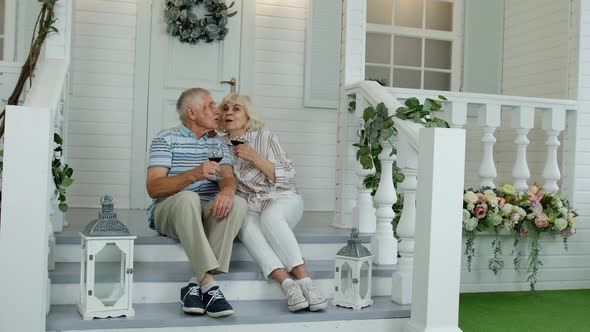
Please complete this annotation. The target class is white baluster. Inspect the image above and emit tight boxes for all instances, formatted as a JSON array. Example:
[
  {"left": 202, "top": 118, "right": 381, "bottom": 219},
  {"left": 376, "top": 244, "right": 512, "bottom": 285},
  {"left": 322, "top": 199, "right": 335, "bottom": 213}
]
[
  {"left": 371, "top": 139, "right": 398, "bottom": 265},
  {"left": 353, "top": 163, "right": 377, "bottom": 232},
  {"left": 478, "top": 104, "right": 501, "bottom": 188},
  {"left": 446, "top": 101, "right": 468, "bottom": 129},
  {"left": 542, "top": 107, "right": 566, "bottom": 193},
  {"left": 511, "top": 106, "right": 535, "bottom": 192},
  {"left": 391, "top": 135, "right": 417, "bottom": 304}
]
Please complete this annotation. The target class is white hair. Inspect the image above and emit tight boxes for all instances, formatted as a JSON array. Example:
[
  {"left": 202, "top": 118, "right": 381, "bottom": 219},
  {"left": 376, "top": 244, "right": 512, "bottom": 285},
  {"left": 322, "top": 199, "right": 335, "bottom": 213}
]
[{"left": 176, "top": 87, "right": 210, "bottom": 120}]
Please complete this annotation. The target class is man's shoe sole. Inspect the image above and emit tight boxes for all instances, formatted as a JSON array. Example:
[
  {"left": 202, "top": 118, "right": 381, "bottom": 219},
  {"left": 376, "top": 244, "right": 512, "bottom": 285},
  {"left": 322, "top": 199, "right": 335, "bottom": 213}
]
[
  {"left": 206, "top": 309, "right": 234, "bottom": 318},
  {"left": 288, "top": 300, "right": 310, "bottom": 312},
  {"left": 182, "top": 306, "right": 205, "bottom": 314},
  {"left": 309, "top": 300, "right": 328, "bottom": 312}
]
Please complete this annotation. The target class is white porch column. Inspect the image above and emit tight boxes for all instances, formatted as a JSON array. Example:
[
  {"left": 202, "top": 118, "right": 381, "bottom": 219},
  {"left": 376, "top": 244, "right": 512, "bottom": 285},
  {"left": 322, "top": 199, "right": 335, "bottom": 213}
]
[
  {"left": 511, "top": 106, "right": 535, "bottom": 192},
  {"left": 542, "top": 107, "right": 566, "bottom": 193},
  {"left": 391, "top": 134, "right": 418, "bottom": 304},
  {"left": 371, "top": 139, "right": 398, "bottom": 265},
  {"left": 407, "top": 128, "right": 465, "bottom": 332},
  {"left": 446, "top": 101, "right": 467, "bottom": 129},
  {"left": 478, "top": 104, "right": 501, "bottom": 188},
  {"left": 352, "top": 97, "right": 377, "bottom": 232},
  {"left": 333, "top": 0, "right": 367, "bottom": 228},
  {"left": 0, "top": 106, "right": 53, "bottom": 332}
]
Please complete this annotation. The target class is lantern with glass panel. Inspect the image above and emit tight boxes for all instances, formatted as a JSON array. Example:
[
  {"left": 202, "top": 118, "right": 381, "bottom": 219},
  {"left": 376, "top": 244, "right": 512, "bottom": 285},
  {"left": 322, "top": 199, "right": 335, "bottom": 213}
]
[
  {"left": 78, "top": 195, "right": 136, "bottom": 320},
  {"left": 333, "top": 228, "right": 373, "bottom": 310}
]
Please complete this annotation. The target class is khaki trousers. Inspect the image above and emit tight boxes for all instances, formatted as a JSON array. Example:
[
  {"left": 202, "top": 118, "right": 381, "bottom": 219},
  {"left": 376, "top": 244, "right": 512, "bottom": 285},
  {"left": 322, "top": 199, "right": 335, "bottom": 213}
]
[{"left": 153, "top": 191, "right": 247, "bottom": 281}]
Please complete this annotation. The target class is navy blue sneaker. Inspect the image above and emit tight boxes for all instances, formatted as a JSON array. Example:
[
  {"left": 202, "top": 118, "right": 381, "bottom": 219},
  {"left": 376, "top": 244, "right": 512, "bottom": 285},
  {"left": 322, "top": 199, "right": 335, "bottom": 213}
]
[
  {"left": 202, "top": 286, "right": 234, "bottom": 318},
  {"left": 180, "top": 283, "right": 205, "bottom": 314}
]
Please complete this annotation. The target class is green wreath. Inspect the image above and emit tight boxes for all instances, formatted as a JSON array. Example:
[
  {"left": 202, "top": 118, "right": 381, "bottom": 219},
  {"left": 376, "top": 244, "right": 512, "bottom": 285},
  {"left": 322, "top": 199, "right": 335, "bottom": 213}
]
[{"left": 165, "top": 0, "right": 237, "bottom": 44}]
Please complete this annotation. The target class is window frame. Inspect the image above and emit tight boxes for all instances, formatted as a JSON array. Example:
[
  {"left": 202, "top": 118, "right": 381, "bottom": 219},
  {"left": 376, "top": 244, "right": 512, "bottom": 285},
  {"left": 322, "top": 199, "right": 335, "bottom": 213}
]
[
  {"left": 365, "top": 0, "right": 463, "bottom": 91},
  {"left": 0, "top": 0, "right": 17, "bottom": 62}
]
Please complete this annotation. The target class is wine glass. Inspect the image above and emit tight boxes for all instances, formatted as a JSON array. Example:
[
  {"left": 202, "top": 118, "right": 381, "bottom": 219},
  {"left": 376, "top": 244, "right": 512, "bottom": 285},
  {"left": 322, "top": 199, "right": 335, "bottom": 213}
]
[
  {"left": 207, "top": 144, "right": 224, "bottom": 180},
  {"left": 229, "top": 137, "right": 247, "bottom": 146}
]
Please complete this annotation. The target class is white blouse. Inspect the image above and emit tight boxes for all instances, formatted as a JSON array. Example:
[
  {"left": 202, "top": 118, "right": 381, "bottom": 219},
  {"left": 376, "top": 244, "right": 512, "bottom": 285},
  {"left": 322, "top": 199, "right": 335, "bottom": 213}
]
[{"left": 232, "top": 128, "right": 298, "bottom": 214}]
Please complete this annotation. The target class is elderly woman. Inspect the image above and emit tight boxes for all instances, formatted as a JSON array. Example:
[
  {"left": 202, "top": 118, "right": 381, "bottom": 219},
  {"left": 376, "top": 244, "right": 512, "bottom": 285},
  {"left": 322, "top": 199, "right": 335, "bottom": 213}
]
[{"left": 218, "top": 93, "right": 327, "bottom": 312}]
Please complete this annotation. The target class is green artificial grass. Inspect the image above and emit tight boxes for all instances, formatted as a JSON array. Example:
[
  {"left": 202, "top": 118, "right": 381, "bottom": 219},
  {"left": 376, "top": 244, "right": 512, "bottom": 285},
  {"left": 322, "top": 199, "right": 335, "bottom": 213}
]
[{"left": 459, "top": 289, "right": 590, "bottom": 332}]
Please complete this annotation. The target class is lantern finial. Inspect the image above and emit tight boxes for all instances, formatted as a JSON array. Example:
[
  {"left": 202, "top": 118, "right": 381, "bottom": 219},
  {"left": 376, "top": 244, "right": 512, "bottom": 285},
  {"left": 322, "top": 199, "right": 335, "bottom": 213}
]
[
  {"left": 82, "top": 195, "right": 131, "bottom": 236},
  {"left": 336, "top": 228, "right": 372, "bottom": 258}
]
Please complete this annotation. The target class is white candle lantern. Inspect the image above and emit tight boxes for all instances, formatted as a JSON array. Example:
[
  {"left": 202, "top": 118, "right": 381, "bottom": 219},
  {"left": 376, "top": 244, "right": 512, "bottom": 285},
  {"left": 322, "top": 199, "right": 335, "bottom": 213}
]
[
  {"left": 333, "top": 228, "right": 373, "bottom": 310},
  {"left": 78, "top": 195, "right": 136, "bottom": 320}
]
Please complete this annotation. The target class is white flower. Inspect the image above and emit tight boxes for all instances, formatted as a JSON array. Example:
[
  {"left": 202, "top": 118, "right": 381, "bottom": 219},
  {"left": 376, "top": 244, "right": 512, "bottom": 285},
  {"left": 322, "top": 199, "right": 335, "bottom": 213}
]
[
  {"left": 555, "top": 218, "right": 568, "bottom": 231},
  {"left": 463, "top": 209, "right": 471, "bottom": 222},
  {"left": 501, "top": 204, "right": 513, "bottom": 215},
  {"left": 467, "top": 203, "right": 475, "bottom": 211},
  {"left": 464, "top": 191, "right": 478, "bottom": 204},
  {"left": 559, "top": 207, "right": 568, "bottom": 217},
  {"left": 464, "top": 217, "right": 478, "bottom": 231},
  {"left": 515, "top": 207, "right": 527, "bottom": 218},
  {"left": 527, "top": 213, "right": 535, "bottom": 220},
  {"left": 492, "top": 214, "right": 503, "bottom": 226},
  {"left": 568, "top": 217, "right": 576, "bottom": 228}
]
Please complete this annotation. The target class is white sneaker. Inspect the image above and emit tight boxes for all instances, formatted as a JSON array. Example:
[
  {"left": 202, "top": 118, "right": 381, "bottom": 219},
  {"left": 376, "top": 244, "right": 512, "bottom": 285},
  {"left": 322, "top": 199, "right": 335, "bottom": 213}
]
[
  {"left": 286, "top": 284, "right": 309, "bottom": 312},
  {"left": 300, "top": 283, "right": 327, "bottom": 311}
]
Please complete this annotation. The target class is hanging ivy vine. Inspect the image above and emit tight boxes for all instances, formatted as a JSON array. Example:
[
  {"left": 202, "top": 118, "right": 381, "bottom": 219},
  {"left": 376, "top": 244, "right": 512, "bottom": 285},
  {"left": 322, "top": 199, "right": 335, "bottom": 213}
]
[{"left": 352, "top": 95, "right": 449, "bottom": 228}]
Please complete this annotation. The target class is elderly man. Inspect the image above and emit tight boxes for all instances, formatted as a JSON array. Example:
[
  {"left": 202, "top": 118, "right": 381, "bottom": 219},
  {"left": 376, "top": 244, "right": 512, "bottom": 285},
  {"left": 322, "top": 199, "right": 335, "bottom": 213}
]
[{"left": 146, "top": 87, "right": 247, "bottom": 317}]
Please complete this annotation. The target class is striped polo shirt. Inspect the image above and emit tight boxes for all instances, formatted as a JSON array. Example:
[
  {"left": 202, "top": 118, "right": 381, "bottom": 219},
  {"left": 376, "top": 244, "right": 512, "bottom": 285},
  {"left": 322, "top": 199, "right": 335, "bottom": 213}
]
[{"left": 146, "top": 124, "right": 232, "bottom": 229}]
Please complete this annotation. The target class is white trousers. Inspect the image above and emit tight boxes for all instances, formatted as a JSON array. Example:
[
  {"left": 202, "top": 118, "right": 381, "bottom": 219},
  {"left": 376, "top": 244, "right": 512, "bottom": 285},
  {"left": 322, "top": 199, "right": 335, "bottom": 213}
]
[{"left": 238, "top": 193, "right": 305, "bottom": 278}]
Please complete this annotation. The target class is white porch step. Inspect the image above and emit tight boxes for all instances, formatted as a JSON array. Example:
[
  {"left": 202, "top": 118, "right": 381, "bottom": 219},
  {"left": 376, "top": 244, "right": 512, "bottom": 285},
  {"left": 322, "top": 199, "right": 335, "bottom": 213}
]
[
  {"left": 47, "top": 297, "right": 410, "bottom": 332},
  {"left": 56, "top": 209, "right": 370, "bottom": 263},
  {"left": 49, "top": 260, "right": 396, "bottom": 305}
]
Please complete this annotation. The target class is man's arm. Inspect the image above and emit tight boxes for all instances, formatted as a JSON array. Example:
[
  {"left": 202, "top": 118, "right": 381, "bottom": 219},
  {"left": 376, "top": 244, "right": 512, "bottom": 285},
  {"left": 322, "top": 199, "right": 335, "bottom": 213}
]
[
  {"left": 210, "top": 165, "right": 237, "bottom": 218},
  {"left": 146, "top": 163, "right": 219, "bottom": 199}
]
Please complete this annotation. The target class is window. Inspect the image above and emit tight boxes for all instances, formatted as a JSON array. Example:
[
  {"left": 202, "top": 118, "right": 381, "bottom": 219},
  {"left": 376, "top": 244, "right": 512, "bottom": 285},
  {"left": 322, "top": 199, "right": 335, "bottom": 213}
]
[
  {"left": 365, "top": 0, "right": 462, "bottom": 91},
  {"left": 0, "top": 0, "right": 16, "bottom": 62}
]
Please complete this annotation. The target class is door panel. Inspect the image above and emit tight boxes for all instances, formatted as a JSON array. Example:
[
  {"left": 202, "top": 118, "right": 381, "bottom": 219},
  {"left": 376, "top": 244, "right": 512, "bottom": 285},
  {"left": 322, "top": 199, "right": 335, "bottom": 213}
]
[{"left": 147, "top": 0, "right": 242, "bottom": 140}]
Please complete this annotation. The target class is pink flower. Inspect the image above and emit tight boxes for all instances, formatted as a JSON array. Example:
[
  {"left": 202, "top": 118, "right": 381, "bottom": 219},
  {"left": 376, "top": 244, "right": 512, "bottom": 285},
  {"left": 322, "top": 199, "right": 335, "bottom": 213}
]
[
  {"left": 535, "top": 213, "right": 549, "bottom": 228},
  {"left": 477, "top": 194, "right": 486, "bottom": 203},
  {"left": 498, "top": 198, "right": 506, "bottom": 208},
  {"left": 511, "top": 213, "right": 520, "bottom": 222},
  {"left": 519, "top": 229, "right": 529, "bottom": 237},
  {"left": 530, "top": 196, "right": 540, "bottom": 209},
  {"left": 474, "top": 205, "right": 488, "bottom": 219},
  {"left": 529, "top": 185, "right": 539, "bottom": 195}
]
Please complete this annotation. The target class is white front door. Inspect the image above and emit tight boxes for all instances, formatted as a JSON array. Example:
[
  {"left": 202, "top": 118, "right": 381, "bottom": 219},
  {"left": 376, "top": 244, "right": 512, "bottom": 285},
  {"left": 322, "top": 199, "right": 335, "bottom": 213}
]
[
  {"left": 146, "top": 0, "right": 242, "bottom": 141},
  {"left": 132, "top": 0, "right": 243, "bottom": 208}
]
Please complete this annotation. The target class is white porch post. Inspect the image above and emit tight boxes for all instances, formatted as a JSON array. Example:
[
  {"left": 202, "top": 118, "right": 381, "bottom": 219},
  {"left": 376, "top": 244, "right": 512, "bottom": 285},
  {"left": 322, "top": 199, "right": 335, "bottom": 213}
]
[
  {"left": 511, "top": 106, "right": 534, "bottom": 192},
  {"left": 371, "top": 140, "right": 398, "bottom": 265},
  {"left": 333, "top": 0, "right": 367, "bottom": 228},
  {"left": 541, "top": 107, "right": 566, "bottom": 193},
  {"left": 0, "top": 107, "right": 53, "bottom": 332},
  {"left": 391, "top": 134, "right": 418, "bottom": 304},
  {"left": 407, "top": 128, "right": 465, "bottom": 332},
  {"left": 478, "top": 104, "right": 501, "bottom": 188}
]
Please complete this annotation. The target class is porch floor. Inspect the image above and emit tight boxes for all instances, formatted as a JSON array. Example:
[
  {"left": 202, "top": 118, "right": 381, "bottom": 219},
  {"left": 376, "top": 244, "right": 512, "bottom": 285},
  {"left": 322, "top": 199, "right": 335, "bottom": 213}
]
[{"left": 47, "top": 296, "right": 409, "bottom": 331}]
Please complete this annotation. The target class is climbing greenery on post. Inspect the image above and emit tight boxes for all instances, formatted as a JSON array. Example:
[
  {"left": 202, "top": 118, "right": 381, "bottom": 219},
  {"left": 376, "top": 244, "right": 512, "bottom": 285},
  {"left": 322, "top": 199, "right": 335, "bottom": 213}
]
[
  {"left": 165, "top": 0, "right": 237, "bottom": 44},
  {"left": 352, "top": 96, "right": 449, "bottom": 226},
  {"left": 52, "top": 133, "right": 74, "bottom": 213}
]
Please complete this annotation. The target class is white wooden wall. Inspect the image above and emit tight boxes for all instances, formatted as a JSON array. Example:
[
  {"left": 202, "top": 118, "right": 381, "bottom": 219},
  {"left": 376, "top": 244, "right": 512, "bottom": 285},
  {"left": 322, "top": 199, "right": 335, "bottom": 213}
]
[
  {"left": 66, "top": 0, "right": 337, "bottom": 211},
  {"left": 460, "top": 0, "right": 590, "bottom": 292},
  {"left": 66, "top": 0, "right": 137, "bottom": 208},
  {"left": 502, "top": 0, "right": 572, "bottom": 99},
  {"left": 254, "top": 0, "right": 337, "bottom": 211}
]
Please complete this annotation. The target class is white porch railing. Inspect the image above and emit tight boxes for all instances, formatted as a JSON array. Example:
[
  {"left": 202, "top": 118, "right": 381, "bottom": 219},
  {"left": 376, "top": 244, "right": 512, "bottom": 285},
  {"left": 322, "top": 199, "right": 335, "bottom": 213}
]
[
  {"left": 344, "top": 81, "right": 577, "bottom": 330},
  {"left": 0, "top": 56, "right": 68, "bottom": 332},
  {"left": 0, "top": 1, "right": 71, "bottom": 331}
]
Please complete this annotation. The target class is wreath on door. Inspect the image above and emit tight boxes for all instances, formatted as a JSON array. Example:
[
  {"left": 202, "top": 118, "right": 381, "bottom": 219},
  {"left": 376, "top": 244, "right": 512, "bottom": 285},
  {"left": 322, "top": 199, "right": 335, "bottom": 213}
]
[{"left": 165, "top": 0, "right": 237, "bottom": 44}]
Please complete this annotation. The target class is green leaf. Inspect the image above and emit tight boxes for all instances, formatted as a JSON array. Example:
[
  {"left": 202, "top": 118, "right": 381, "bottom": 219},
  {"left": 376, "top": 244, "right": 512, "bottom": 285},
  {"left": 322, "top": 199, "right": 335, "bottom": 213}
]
[
  {"left": 58, "top": 202, "right": 68, "bottom": 213},
  {"left": 423, "top": 98, "right": 434, "bottom": 112},
  {"left": 438, "top": 95, "right": 448, "bottom": 101},
  {"left": 61, "top": 178, "right": 74, "bottom": 187},
  {"left": 405, "top": 97, "right": 420, "bottom": 108},
  {"left": 363, "top": 107, "right": 375, "bottom": 122},
  {"left": 54, "top": 133, "right": 63, "bottom": 144}
]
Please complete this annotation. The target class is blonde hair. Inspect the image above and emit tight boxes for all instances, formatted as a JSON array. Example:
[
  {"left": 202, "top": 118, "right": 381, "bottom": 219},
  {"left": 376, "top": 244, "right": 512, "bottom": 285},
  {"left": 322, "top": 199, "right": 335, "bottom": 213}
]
[
  {"left": 176, "top": 87, "right": 210, "bottom": 120},
  {"left": 218, "top": 93, "right": 265, "bottom": 131}
]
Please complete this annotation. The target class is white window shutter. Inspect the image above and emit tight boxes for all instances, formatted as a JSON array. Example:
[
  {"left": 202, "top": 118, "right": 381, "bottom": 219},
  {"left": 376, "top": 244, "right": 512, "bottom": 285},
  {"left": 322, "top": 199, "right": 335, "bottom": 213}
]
[{"left": 304, "top": 0, "right": 342, "bottom": 109}]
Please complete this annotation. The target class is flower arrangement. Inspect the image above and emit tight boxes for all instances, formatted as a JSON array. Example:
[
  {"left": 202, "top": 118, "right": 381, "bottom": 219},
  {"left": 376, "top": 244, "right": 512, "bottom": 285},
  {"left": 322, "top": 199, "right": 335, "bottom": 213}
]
[{"left": 463, "top": 183, "right": 578, "bottom": 291}]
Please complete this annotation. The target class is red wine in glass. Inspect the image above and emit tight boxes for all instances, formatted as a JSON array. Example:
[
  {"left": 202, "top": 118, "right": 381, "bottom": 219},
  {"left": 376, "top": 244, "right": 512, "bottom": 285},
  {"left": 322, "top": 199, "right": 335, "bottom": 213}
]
[
  {"left": 208, "top": 157, "right": 223, "bottom": 163},
  {"left": 230, "top": 140, "right": 245, "bottom": 146}
]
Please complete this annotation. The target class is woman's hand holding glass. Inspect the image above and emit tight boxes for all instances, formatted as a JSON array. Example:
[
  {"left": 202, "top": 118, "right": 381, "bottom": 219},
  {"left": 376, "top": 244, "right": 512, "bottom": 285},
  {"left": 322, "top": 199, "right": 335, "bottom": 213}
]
[{"left": 233, "top": 143, "right": 261, "bottom": 163}]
